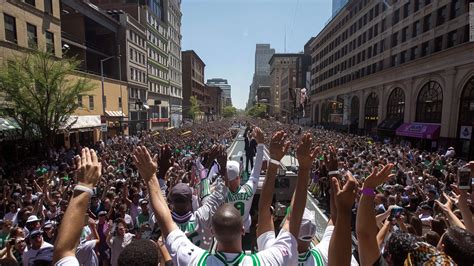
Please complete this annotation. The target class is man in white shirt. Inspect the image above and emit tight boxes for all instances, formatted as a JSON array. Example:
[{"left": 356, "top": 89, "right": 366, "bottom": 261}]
[
  {"left": 4, "top": 202, "right": 19, "bottom": 225},
  {"left": 107, "top": 219, "right": 135, "bottom": 266},
  {"left": 23, "top": 230, "right": 54, "bottom": 266}
]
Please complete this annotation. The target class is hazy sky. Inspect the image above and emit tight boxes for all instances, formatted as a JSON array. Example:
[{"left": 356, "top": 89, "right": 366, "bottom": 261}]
[{"left": 181, "top": 0, "right": 332, "bottom": 109}]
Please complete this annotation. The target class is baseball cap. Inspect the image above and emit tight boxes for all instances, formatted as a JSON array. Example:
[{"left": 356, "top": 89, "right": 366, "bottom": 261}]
[
  {"left": 26, "top": 215, "right": 41, "bottom": 224},
  {"left": 140, "top": 199, "right": 149, "bottom": 205},
  {"left": 226, "top": 161, "right": 240, "bottom": 181},
  {"left": 298, "top": 209, "right": 317, "bottom": 241},
  {"left": 28, "top": 229, "right": 43, "bottom": 238},
  {"left": 43, "top": 221, "right": 53, "bottom": 229},
  {"left": 98, "top": 211, "right": 108, "bottom": 216},
  {"left": 169, "top": 183, "right": 192, "bottom": 203}
]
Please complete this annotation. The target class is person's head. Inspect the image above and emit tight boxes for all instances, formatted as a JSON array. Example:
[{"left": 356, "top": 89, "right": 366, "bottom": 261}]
[
  {"left": 374, "top": 194, "right": 385, "bottom": 205},
  {"left": 296, "top": 209, "right": 317, "bottom": 252},
  {"left": 25, "top": 186, "right": 33, "bottom": 195},
  {"left": 118, "top": 204, "right": 128, "bottom": 215},
  {"left": 98, "top": 211, "right": 108, "bottom": 223},
  {"left": 8, "top": 202, "right": 17, "bottom": 213},
  {"left": 116, "top": 219, "right": 127, "bottom": 237},
  {"left": 168, "top": 183, "right": 193, "bottom": 215},
  {"left": 383, "top": 231, "right": 418, "bottom": 265},
  {"left": 226, "top": 161, "right": 241, "bottom": 192},
  {"left": 140, "top": 200, "right": 149, "bottom": 214},
  {"left": 132, "top": 193, "right": 140, "bottom": 205},
  {"left": 14, "top": 236, "right": 27, "bottom": 252},
  {"left": 49, "top": 201, "right": 58, "bottom": 212},
  {"left": 2, "top": 220, "right": 12, "bottom": 233},
  {"left": 410, "top": 216, "right": 423, "bottom": 236},
  {"left": 118, "top": 239, "right": 159, "bottom": 266},
  {"left": 438, "top": 226, "right": 474, "bottom": 265},
  {"left": 211, "top": 203, "right": 243, "bottom": 245},
  {"left": 91, "top": 195, "right": 99, "bottom": 206},
  {"left": 42, "top": 222, "right": 54, "bottom": 237},
  {"left": 430, "top": 218, "right": 446, "bottom": 237},
  {"left": 29, "top": 230, "right": 44, "bottom": 249},
  {"left": 424, "top": 230, "right": 440, "bottom": 247},
  {"left": 26, "top": 215, "right": 41, "bottom": 230}
]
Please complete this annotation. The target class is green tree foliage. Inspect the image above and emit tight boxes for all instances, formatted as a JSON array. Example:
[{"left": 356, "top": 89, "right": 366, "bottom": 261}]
[
  {"left": 247, "top": 104, "right": 267, "bottom": 118},
  {"left": 188, "top": 95, "right": 200, "bottom": 121},
  {"left": 222, "top": 106, "right": 237, "bottom": 118},
  {"left": 0, "top": 51, "right": 94, "bottom": 147}
]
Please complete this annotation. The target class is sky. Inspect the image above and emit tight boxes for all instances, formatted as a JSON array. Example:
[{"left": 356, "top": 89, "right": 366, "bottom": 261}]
[{"left": 181, "top": 0, "right": 332, "bottom": 110}]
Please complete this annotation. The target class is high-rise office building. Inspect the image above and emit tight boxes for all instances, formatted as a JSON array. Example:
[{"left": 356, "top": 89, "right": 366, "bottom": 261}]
[
  {"left": 247, "top": 44, "right": 275, "bottom": 108},
  {"left": 207, "top": 78, "right": 232, "bottom": 107}
]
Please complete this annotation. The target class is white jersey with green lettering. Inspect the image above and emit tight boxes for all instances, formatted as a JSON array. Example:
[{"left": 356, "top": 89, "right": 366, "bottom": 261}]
[
  {"left": 165, "top": 228, "right": 298, "bottom": 266},
  {"left": 226, "top": 144, "right": 264, "bottom": 232}
]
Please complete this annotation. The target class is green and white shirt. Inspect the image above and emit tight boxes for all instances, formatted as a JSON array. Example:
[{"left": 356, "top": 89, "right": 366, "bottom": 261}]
[
  {"left": 226, "top": 144, "right": 264, "bottom": 233},
  {"left": 165, "top": 228, "right": 298, "bottom": 266}
]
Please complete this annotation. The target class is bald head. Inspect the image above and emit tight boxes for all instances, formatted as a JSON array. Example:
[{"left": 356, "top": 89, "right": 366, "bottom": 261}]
[{"left": 212, "top": 203, "right": 243, "bottom": 243}]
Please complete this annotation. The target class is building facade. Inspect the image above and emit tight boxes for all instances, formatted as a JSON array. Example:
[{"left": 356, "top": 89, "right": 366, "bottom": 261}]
[
  {"left": 309, "top": 0, "right": 474, "bottom": 157},
  {"left": 182, "top": 50, "right": 207, "bottom": 120},
  {"left": 206, "top": 85, "right": 223, "bottom": 120},
  {"left": 167, "top": 0, "right": 183, "bottom": 127},
  {"left": 332, "top": 0, "right": 349, "bottom": 17},
  {"left": 248, "top": 44, "right": 275, "bottom": 108},
  {"left": 207, "top": 78, "right": 232, "bottom": 107}
]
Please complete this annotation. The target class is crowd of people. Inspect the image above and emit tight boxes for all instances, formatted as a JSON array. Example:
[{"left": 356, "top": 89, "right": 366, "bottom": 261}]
[{"left": 0, "top": 118, "right": 472, "bottom": 266}]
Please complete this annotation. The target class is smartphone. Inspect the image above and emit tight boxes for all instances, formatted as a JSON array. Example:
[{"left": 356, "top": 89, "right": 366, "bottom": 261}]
[
  {"left": 390, "top": 206, "right": 403, "bottom": 219},
  {"left": 458, "top": 167, "right": 471, "bottom": 190}
]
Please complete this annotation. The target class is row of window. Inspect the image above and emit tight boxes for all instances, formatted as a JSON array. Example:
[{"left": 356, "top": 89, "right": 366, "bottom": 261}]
[
  {"left": 128, "top": 30, "right": 146, "bottom": 49},
  {"left": 147, "top": 30, "right": 167, "bottom": 52},
  {"left": 148, "top": 48, "right": 167, "bottom": 66},
  {"left": 22, "top": 0, "right": 54, "bottom": 15},
  {"left": 77, "top": 95, "right": 122, "bottom": 110},
  {"left": 4, "top": 14, "right": 55, "bottom": 53},
  {"left": 130, "top": 67, "right": 147, "bottom": 84},
  {"left": 130, "top": 47, "right": 146, "bottom": 65},
  {"left": 147, "top": 10, "right": 167, "bottom": 38},
  {"left": 148, "top": 65, "right": 168, "bottom": 80}
]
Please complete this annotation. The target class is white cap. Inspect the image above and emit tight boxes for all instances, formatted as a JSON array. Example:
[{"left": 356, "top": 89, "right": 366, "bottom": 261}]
[
  {"left": 26, "top": 215, "right": 40, "bottom": 224},
  {"left": 226, "top": 161, "right": 240, "bottom": 181},
  {"left": 299, "top": 209, "right": 317, "bottom": 241}
]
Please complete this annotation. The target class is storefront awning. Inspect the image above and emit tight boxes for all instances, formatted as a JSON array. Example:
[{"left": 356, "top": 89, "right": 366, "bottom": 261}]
[
  {"left": 105, "top": 111, "right": 126, "bottom": 117},
  {"left": 378, "top": 118, "right": 403, "bottom": 131},
  {"left": 62, "top": 115, "right": 101, "bottom": 131},
  {"left": 396, "top": 123, "right": 440, "bottom": 139}
]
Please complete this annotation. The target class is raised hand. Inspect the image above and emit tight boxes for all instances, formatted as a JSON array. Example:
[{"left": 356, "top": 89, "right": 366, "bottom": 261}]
[
  {"left": 203, "top": 145, "right": 219, "bottom": 169},
  {"left": 362, "top": 164, "right": 394, "bottom": 189},
  {"left": 75, "top": 148, "right": 102, "bottom": 189},
  {"left": 216, "top": 144, "right": 227, "bottom": 177},
  {"left": 158, "top": 145, "right": 172, "bottom": 179},
  {"left": 325, "top": 145, "right": 338, "bottom": 171},
  {"left": 252, "top": 127, "right": 265, "bottom": 144},
  {"left": 269, "top": 131, "right": 290, "bottom": 161},
  {"left": 332, "top": 171, "right": 358, "bottom": 212},
  {"left": 435, "top": 192, "right": 454, "bottom": 213},
  {"left": 296, "top": 132, "right": 319, "bottom": 169},
  {"left": 132, "top": 146, "right": 158, "bottom": 181}
]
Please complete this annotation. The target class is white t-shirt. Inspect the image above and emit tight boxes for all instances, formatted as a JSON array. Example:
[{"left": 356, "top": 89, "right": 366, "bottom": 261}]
[
  {"left": 22, "top": 241, "right": 54, "bottom": 266},
  {"left": 257, "top": 226, "right": 359, "bottom": 266},
  {"left": 55, "top": 256, "right": 79, "bottom": 266},
  {"left": 76, "top": 240, "right": 98, "bottom": 266},
  {"left": 165, "top": 228, "right": 298, "bottom": 266},
  {"left": 107, "top": 233, "right": 134, "bottom": 266},
  {"left": 226, "top": 144, "right": 264, "bottom": 233}
]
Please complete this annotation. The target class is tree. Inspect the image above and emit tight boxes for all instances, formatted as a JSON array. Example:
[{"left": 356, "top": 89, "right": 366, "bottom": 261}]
[
  {"left": 0, "top": 51, "right": 94, "bottom": 148},
  {"left": 247, "top": 104, "right": 267, "bottom": 118},
  {"left": 188, "top": 95, "right": 200, "bottom": 121},
  {"left": 222, "top": 106, "right": 237, "bottom": 118}
]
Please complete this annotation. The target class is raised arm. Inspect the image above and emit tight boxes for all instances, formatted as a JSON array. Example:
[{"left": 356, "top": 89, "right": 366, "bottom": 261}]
[
  {"left": 283, "top": 132, "right": 318, "bottom": 238},
  {"left": 435, "top": 192, "right": 466, "bottom": 230},
  {"left": 248, "top": 127, "right": 265, "bottom": 189},
  {"left": 328, "top": 171, "right": 357, "bottom": 266},
  {"left": 133, "top": 146, "right": 177, "bottom": 238},
  {"left": 356, "top": 163, "right": 394, "bottom": 266},
  {"left": 257, "top": 131, "right": 289, "bottom": 237},
  {"left": 53, "top": 148, "right": 102, "bottom": 263}
]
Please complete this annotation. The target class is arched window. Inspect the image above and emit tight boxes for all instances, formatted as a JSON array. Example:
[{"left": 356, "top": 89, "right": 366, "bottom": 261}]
[
  {"left": 364, "top": 92, "right": 379, "bottom": 131},
  {"left": 386, "top": 88, "right": 405, "bottom": 120},
  {"left": 350, "top": 96, "right": 359, "bottom": 124},
  {"left": 459, "top": 77, "right": 474, "bottom": 126},
  {"left": 416, "top": 81, "right": 443, "bottom": 123}
]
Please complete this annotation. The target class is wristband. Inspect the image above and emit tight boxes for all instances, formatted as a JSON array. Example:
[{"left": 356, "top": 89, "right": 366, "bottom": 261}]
[
  {"left": 269, "top": 159, "right": 280, "bottom": 166},
  {"left": 74, "top": 184, "right": 94, "bottom": 196},
  {"left": 361, "top": 187, "right": 376, "bottom": 197},
  {"left": 328, "top": 170, "right": 340, "bottom": 176}
]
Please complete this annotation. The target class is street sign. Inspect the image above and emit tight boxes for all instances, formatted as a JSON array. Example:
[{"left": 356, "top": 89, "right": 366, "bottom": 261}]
[{"left": 100, "top": 124, "right": 107, "bottom": 132}]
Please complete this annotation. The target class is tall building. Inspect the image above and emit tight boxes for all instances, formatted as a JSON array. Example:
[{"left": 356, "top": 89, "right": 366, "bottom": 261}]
[
  {"left": 167, "top": 0, "right": 183, "bottom": 127},
  {"left": 182, "top": 50, "right": 208, "bottom": 121},
  {"left": 269, "top": 53, "right": 310, "bottom": 122},
  {"left": 92, "top": 0, "right": 182, "bottom": 129},
  {"left": 332, "top": 0, "right": 349, "bottom": 16},
  {"left": 207, "top": 78, "right": 232, "bottom": 106},
  {"left": 247, "top": 44, "right": 275, "bottom": 108},
  {"left": 309, "top": 0, "right": 473, "bottom": 158}
]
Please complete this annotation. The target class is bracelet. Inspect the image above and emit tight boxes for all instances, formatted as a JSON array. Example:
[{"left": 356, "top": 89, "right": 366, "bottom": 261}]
[
  {"left": 74, "top": 184, "right": 94, "bottom": 196},
  {"left": 328, "top": 170, "right": 340, "bottom": 176},
  {"left": 269, "top": 158, "right": 280, "bottom": 166},
  {"left": 361, "top": 187, "right": 376, "bottom": 197}
]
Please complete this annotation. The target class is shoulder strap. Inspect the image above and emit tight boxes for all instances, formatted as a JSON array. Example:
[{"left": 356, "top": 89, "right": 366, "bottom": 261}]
[{"left": 197, "top": 251, "right": 210, "bottom": 266}]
